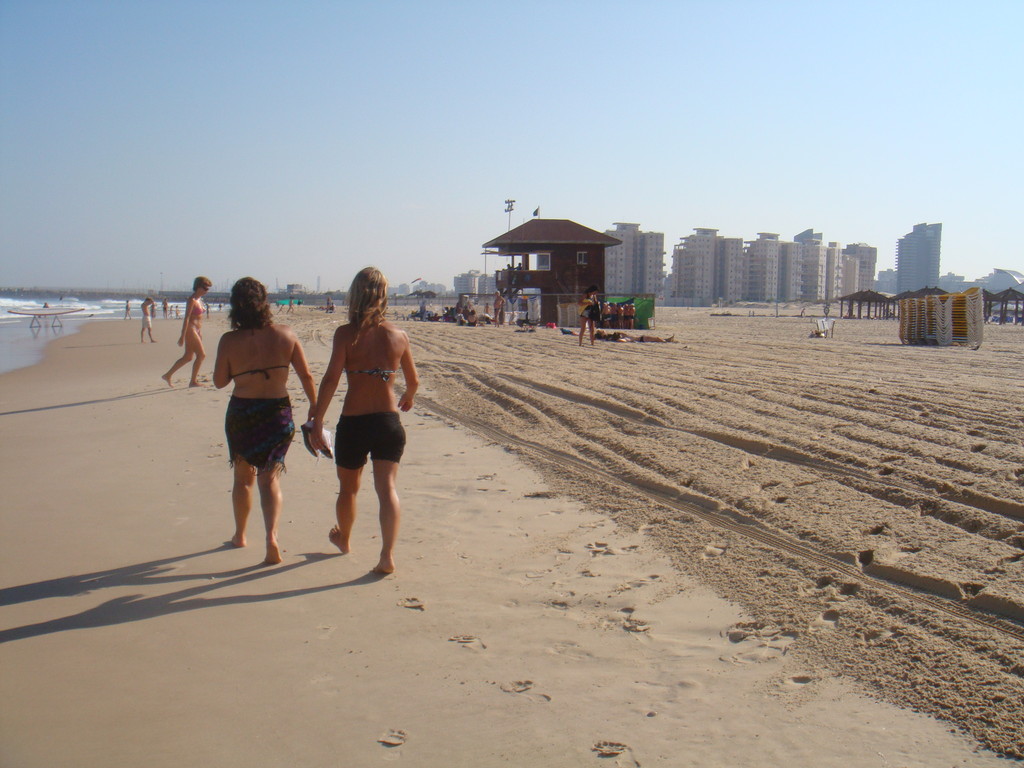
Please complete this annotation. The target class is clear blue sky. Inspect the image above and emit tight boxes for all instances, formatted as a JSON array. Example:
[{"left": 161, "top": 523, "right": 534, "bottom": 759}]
[{"left": 1, "top": 0, "right": 1021, "bottom": 293}]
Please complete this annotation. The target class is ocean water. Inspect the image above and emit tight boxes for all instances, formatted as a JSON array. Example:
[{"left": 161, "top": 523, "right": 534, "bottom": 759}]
[{"left": 0, "top": 297, "right": 187, "bottom": 376}]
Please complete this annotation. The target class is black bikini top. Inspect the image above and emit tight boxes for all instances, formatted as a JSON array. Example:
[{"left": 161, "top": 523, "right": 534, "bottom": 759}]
[{"left": 232, "top": 364, "right": 290, "bottom": 380}]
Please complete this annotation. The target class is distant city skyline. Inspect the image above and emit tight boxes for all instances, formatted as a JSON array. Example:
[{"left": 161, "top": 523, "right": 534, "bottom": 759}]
[{"left": 2, "top": 2, "right": 1021, "bottom": 293}]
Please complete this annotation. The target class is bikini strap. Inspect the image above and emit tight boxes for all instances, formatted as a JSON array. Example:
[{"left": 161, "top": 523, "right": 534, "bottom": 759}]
[
  {"left": 232, "top": 364, "right": 290, "bottom": 380},
  {"left": 349, "top": 367, "right": 397, "bottom": 382}
]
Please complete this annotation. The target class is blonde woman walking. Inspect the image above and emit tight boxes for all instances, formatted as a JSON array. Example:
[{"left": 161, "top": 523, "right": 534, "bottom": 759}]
[{"left": 310, "top": 267, "right": 419, "bottom": 574}]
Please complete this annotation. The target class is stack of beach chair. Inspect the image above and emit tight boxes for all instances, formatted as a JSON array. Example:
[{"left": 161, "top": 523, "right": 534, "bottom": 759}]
[{"left": 898, "top": 287, "right": 983, "bottom": 349}]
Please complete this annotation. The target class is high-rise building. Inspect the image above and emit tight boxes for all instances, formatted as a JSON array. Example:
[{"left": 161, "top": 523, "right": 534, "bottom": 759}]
[
  {"left": 777, "top": 241, "right": 803, "bottom": 301},
  {"left": 453, "top": 269, "right": 493, "bottom": 295},
  {"left": 895, "top": 223, "right": 942, "bottom": 293},
  {"left": 744, "top": 233, "right": 780, "bottom": 302},
  {"left": 671, "top": 228, "right": 743, "bottom": 305},
  {"left": 671, "top": 229, "right": 717, "bottom": 304},
  {"left": 603, "top": 223, "right": 665, "bottom": 295},
  {"left": 842, "top": 243, "right": 878, "bottom": 292}
]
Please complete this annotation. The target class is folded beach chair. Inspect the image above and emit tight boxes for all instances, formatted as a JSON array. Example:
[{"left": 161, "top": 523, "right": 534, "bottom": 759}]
[{"left": 811, "top": 317, "right": 835, "bottom": 338}]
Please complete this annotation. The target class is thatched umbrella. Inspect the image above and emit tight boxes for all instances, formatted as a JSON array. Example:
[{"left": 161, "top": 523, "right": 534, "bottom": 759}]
[{"left": 839, "top": 289, "right": 897, "bottom": 319}]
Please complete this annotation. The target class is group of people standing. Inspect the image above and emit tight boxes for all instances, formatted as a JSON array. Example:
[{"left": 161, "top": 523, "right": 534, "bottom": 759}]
[
  {"left": 578, "top": 286, "right": 669, "bottom": 345},
  {"left": 160, "top": 268, "right": 419, "bottom": 574}
]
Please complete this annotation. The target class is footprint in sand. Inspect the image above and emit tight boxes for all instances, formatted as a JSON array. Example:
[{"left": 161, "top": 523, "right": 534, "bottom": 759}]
[
  {"left": 614, "top": 576, "right": 657, "bottom": 593},
  {"left": 448, "top": 634, "right": 487, "bottom": 650},
  {"left": 623, "top": 617, "right": 651, "bottom": 633},
  {"left": 858, "top": 627, "right": 896, "bottom": 647},
  {"left": 810, "top": 609, "right": 840, "bottom": 630},
  {"left": 498, "top": 680, "right": 552, "bottom": 702},
  {"left": 722, "top": 621, "right": 796, "bottom": 663},
  {"left": 586, "top": 542, "right": 614, "bottom": 556},
  {"left": 398, "top": 597, "right": 425, "bottom": 611},
  {"left": 592, "top": 741, "right": 640, "bottom": 767},
  {"left": 702, "top": 544, "right": 727, "bottom": 558},
  {"left": 377, "top": 729, "right": 407, "bottom": 747},
  {"left": 781, "top": 674, "right": 818, "bottom": 689},
  {"left": 500, "top": 680, "right": 534, "bottom": 693},
  {"left": 548, "top": 641, "right": 592, "bottom": 661},
  {"left": 723, "top": 645, "right": 786, "bottom": 664}
]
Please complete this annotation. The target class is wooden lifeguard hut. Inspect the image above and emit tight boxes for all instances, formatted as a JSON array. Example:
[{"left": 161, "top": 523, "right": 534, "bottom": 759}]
[{"left": 482, "top": 218, "right": 622, "bottom": 326}]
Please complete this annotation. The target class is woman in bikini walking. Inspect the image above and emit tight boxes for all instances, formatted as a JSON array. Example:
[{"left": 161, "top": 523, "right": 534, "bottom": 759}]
[
  {"left": 162, "top": 275, "right": 212, "bottom": 387},
  {"left": 213, "top": 277, "right": 317, "bottom": 565},
  {"left": 309, "top": 267, "right": 419, "bottom": 574}
]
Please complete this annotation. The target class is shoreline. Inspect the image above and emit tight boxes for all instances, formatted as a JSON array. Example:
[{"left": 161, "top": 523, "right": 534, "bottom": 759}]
[{"left": 0, "top": 314, "right": 1020, "bottom": 765}]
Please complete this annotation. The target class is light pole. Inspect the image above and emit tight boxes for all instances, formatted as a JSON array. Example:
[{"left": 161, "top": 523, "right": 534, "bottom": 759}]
[{"left": 504, "top": 198, "right": 515, "bottom": 232}]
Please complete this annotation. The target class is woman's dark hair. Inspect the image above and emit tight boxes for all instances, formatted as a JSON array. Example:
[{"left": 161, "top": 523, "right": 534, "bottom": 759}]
[
  {"left": 584, "top": 284, "right": 599, "bottom": 295},
  {"left": 229, "top": 277, "right": 274, "bottom": 330}
]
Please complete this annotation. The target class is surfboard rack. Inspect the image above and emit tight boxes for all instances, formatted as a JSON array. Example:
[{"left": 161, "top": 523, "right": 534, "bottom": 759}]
[{"left": 7, "top": 308, "right": 84, "bottom": 329}]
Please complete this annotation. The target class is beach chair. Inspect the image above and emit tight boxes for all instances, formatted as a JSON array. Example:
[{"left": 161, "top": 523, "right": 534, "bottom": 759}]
[{"left": 811, "top": 317, "right": 835, "bottom": 338}]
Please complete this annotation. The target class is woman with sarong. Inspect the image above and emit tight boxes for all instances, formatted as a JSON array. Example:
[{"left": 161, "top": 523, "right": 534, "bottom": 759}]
[
  {"left": 309, "top": 267, "right": 419, "bottom": 574},
  {"left": 213, "top": 277, "right": 317, "bottom": 564}
]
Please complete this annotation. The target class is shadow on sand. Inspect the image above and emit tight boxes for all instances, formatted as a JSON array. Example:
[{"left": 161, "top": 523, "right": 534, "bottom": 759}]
[
  {"left": 0, "top": 546, "right": 386, "bottom": 644},
  {"left": 0, "top": 387, "right": 173, "bottom": 417}
]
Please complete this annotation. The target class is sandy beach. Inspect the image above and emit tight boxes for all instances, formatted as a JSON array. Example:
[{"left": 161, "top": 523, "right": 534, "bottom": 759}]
[{"left": 1, "top": 308, "right": 1021, "bottom": 766}]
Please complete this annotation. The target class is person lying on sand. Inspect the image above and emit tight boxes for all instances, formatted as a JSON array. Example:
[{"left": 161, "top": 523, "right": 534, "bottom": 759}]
[{"left": 563, "top": 328, "right": 675, "bottom": 343}]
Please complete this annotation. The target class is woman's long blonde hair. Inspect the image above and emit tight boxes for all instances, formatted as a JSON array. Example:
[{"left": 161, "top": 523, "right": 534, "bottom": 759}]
[{"left": 347, "top": 267, "right": 388, "bottom": 337}]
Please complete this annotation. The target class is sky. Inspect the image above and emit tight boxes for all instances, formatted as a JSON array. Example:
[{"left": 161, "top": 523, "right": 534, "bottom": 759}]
[{"left": 1, "top": 0, "right": 1021, "bottom": 293}]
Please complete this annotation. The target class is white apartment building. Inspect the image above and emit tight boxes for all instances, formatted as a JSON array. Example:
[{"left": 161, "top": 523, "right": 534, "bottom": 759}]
[
  {"left": 672, "top": 226, "right": 877, "bottom": 305},
  {"left": 777, "top": 241, "right": 803, "bottom": 301},
  {"left": 603, "top": 223, "right": 665, "bottom": 295},
  {"left": 671, "top": 228, "right": 743, "bottom": 305},
  {"left": 453, "top": 269, "right": 494, "bottom": 296},
  {"left": 745, "top": 233, "right": 781, "bottom": 302}
]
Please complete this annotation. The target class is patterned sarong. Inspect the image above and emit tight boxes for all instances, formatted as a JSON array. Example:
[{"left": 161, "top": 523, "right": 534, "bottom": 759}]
[{"left": 225, "top": 395, "right": 294, "bottom": 472}]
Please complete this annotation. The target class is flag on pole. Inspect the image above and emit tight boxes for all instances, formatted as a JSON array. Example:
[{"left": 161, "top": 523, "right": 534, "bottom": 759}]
[{"left": 532, "top": 207, "right": 540, "bottom": 217}]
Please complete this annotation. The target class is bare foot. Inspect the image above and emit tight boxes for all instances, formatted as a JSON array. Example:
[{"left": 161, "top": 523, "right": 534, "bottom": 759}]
[
  {"left": 161, "top": 373, "right": 173, "bottom": 387},
  {"left": 328, "top": 526, "right": 350, "bottom": 554},
  {"left": 372, "top": 555, "right": 396, "bottom": 574},
  {"left": 264, "top": 542, "right": 283, "bottom": 565},
  {"left": 188, "top": 381, "right": 203, "bottom": 388},
  {"left": 231, "top": 533, "right": 246, "bottom": 548}
]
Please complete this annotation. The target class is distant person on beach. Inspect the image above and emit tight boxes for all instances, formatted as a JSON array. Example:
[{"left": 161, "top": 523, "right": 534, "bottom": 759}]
[
  {"left": 162, "top": 298, "right": 169, "bottom": 318},
  {"left": 140, "top": 297, "right": 156, "bottom": 343},
  {"left": 493, "top": 291, "right": 505, "bottom": 326},
  {"left": 309, "top": 266, "right": 419, "bottom": 575},
  {"left": 565, "top": 328, "right": 675, "bottom": 343},
  {"left": 596, "top": 328, "right": 673, "bottom": 343},
  {"left": 124, "top": 300, "right": 131, "bottom": 319},
  {"left": 214, "top": 277, "right": 317, "bottom": 565},
  {"left": 623, "top": 302, "right": 636, "bottom": 329},
  {"left": 161, "top": 276, "right": 211, "bottom": 387},
  {"left": 578, "top": 285, "right": 601, "bottom": 346}
]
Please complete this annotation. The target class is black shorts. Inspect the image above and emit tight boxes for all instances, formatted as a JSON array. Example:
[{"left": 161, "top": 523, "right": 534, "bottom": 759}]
[{"left": 335, "top": 411, "right": 406, "bottom": 469}]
